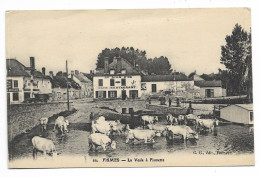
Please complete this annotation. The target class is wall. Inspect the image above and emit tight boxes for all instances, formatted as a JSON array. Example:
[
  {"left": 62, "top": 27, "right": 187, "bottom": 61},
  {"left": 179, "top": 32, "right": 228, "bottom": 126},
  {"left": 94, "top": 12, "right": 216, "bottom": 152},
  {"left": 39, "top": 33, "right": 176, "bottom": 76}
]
[
  {"left": 7, "top": 102, "right": 68, "bottom": 141},
  {"left": 146, "top": 104, "right": 189, "bottom": 115},
  {"left": 52, "top": 87, "right": 81, "bottom": 101},
  {"left": 200, "top": 87, "right": 224, "bottom": 98},
  {"left": 34, "top": 77, "right": 52, "bottom": 94},
  {"left": 220, "top": 105, "right": 251, "bottom": 124},
  {"left": 93, "top": 75, "right": 141, "bottom": 99},
  {"left": 141, "top": 80, "right": 194, "bottom": 99}
]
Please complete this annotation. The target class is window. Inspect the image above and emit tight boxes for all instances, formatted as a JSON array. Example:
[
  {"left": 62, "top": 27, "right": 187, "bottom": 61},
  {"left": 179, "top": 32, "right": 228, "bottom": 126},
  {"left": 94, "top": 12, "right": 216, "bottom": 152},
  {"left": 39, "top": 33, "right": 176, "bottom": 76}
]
[
  {"left": 122, "top": 108, "right": 127, "bottom": 114},
  {"left": 121, "top": 69, "right": 126, "bottom": 74},
  {"left": 129, "top": 108, "right": 134, "bottom": 114},
  {"left": 205, "top": 89, "right": 214, "bottom": 98},
  {"left": 110, "top": 79, "right": 115, "bottom": 86},
  {"left": 121, "top": 78, "right": 126, "bottom": 86},
  {"left": 96, "top": 91, "right": 106, "bottom": 98},
  {"left": 110, "top": 69, "right": 115, "bottom": 75},
  {"left": 152, "top": 84, "right": 157, "bottom": 92},
  {"left": 129, "top": 90, "right": 138, "bottom": 99},
  {"left": 98, "top": 79, "right": 103, "bottom": 86},
  {"left": 108, "top": 91, "right": 117, "bottom": 98},
  {"left": 250, "top": 112, "right": 253, "bottom": 122},
  {"left": 13, "top": 93, "right": 19, "bottom": 101},
  {"left": 13, "top": 80, "right": 18, "bottom": 88}
]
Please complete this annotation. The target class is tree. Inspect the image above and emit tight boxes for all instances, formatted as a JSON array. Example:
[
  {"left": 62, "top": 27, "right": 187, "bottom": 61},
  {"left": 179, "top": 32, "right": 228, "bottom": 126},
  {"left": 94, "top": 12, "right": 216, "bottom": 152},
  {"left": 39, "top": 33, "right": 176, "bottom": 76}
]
[
  {"left": 220, "top": 24, "right": 251, "bottom": 97},
  {"left": 95, "top": 47, "right": 173, "bottom": 75}
]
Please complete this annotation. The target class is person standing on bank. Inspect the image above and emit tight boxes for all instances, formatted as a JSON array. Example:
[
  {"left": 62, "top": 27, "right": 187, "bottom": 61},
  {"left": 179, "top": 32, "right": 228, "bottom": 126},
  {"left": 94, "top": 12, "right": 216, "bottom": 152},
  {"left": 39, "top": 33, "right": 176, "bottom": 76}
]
[{"left": 169, "top": 98, "right": 172, "bottom": 107}]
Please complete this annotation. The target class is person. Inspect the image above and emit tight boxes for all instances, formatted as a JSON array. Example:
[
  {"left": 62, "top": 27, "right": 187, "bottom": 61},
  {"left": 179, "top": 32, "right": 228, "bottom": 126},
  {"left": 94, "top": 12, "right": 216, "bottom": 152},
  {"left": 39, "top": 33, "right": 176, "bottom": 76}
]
[
  {"left": 90, "top": 112, "right": 94, "bottom": 121},
  {"left": 169, "top": 98, "right": 172, "bottom": 107},
  {"left": 148, "top": 96, "right": 151, "bottom": 104}
]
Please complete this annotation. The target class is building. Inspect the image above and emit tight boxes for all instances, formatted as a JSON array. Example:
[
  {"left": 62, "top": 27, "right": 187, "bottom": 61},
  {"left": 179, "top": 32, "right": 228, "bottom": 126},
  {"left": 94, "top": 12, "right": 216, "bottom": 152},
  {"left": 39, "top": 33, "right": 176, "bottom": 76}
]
[
  {"left": 51, "top": 75, "right": 81, "bottom": 101},
  {"left": 141, "top": 73, "right": 194, "bottom": 99},
  {"left": 93, "top": 57, "right": 141, "bottom": 100},
  {"left": 70, "top": 70, "right": 93, "bottom": 98},
  {"left": 220, "top": 104, "right": 253, "bottom": 125},
  {"left": 194, "top": 80, "right": 226, "bottom": 98},
  {"left": 6, "top": 57, "right": 52, "bottom": 104}
]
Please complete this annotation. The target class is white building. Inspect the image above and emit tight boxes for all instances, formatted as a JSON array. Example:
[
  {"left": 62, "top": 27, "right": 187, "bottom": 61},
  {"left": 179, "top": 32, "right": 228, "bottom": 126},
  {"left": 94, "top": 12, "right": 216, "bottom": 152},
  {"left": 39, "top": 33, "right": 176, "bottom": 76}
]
[
  {"left": 6, "top": 57, "right": 52, "bottom": 104},
  {"left": 93, "top": 57, "right": 141, "bottom": 100},
  {"left": 141, "top": 74, "right": 195, "bottom": 99},
  {"left": 220, "top": 104, "right": 253, "bottom": 125},
  {"left": 194, "top": 80, "right": 226, "bottom": 98}
]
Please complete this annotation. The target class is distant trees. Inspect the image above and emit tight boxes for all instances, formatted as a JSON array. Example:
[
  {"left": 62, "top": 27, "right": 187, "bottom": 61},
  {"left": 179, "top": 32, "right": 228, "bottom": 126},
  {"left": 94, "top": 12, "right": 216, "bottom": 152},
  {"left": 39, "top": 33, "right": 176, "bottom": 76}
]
[
  {"left": 220, "top": 24, "right": 252, "bottom": 99},
  {"left": 96, "top": 47, "right": 172, "bottom": 75}
]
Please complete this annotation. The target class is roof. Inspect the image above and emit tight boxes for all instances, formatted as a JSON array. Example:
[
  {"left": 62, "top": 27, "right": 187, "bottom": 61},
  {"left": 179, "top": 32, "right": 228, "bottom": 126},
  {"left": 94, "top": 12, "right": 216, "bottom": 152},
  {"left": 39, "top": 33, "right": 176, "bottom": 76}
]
[
  {"left": 6, "top": 59, "right": 30, "bottom": 77},
  {"left": 74, "top": 73, "right": 92, "bottom": 83},
  {"left": 81, "top": 73, "right": 93, "bottom": 82},
  {"left": 141, "top": 74, "right": 191, "bottom": 82},
  {"left": 235, "top": 104, "right": 253, "bottom": 111},
  {"left": 94, "top": 57, "right": 140, "bottom": 76},
  {"left": 51, "top": 76, "right": 81, "bottom": 89},
  {"left": 194, "top": 80, "right": 222, "bottom": 87}
]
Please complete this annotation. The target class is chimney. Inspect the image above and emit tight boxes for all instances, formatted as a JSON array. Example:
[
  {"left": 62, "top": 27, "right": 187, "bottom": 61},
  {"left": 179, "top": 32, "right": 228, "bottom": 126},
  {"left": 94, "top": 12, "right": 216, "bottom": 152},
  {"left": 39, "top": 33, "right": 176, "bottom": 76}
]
[
  {"left": 71, "top": 70, "right": 74, "bottom": 79},
  {"left": 75, "top": 70, "right": 79, "bottom": 75},
  {"left": 116, "top": 57, "right": 122, "bottom": 73},
  {"left": 104, "top": 57, "right": 109, "bottom": 73},
  {"left": 49, "top": 71, "right": 53, "bottom": 79},
  {"left": 42, "top": 67, "right": 46, "bottom": 76},
  {"left": 30, "top": 57, "right": 35, "bottom": 70}
]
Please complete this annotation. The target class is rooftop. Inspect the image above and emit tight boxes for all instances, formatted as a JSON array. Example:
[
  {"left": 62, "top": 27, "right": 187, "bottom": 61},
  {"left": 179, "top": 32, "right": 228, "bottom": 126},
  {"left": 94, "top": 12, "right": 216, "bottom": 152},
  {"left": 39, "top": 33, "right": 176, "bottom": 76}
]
[
  {"left": 6, "top": 59, "right": 30, "bottom": 77},
  {"left": 51, "top": 76, "right": 81, "bottom": 89},
  {"left": 194, "top": 80, "right": 222, "bottom": 87},
  {"left": 235, "top": 104, "right": 253, "bottom": 111},
  {"left": 94, "top": 57, "right": 140, "bottom": 76},
  {"left": 141, "top": 73, "right": 191, "bottom": 82}
]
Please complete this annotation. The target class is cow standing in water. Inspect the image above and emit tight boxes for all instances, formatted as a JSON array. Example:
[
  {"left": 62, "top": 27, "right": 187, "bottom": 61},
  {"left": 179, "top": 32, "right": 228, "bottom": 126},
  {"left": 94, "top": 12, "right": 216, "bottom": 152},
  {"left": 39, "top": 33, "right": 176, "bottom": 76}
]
[
  {"left": 88, "top": 133, "right": 116, "bottom": 151},
  {"left": 166, "top": 125, "right": 199, "bottom": 143},
  {"left": 32, "top": 136, "right": 57, "bottom": 159},
  {"left": 53, "top": 116, "right": 69, "bottom": 134}
]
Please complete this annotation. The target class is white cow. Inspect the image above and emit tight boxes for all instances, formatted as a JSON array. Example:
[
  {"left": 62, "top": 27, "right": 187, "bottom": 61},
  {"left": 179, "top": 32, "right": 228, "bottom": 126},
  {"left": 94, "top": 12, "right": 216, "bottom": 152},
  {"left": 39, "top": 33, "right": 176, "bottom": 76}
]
[
  {"left": 147, "top": 124, "right": 168, "bottom": 137},
  {"left": 166, "top": 125, "right": 199, "bottom": 141},
  {"left": 32, "top": 136, "right": 57, "bottom": 159},
  {"left": 92, "top": 120, "right": 111, "bottom": 135},
  {"left": 108, "top": 120, "right": 127, "bottom": 135},
  {"left": 39, "top": 117, "right": 48, "bottom": 131},
  {"left": 53, "top": 116, "right": 69, "bottom": 134},
  {"left": 126, "top": 129, "right": 157, "bottom": 144},
  {"left": 196, "top": 119, "right": 219, "bottom": 132},
  {"left": 88, "top": 133, "right": 116, "bottom": 151},
  {"left": 141, "top": 115, "right": 159, "bottom": 125}
]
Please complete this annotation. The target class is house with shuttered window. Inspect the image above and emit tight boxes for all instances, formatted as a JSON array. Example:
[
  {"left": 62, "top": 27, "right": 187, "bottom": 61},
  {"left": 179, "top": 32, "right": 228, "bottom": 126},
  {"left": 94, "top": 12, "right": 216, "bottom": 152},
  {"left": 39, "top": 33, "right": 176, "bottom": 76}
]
[{"left": 93, "top": 57, "right": 141, "bottom": 100}]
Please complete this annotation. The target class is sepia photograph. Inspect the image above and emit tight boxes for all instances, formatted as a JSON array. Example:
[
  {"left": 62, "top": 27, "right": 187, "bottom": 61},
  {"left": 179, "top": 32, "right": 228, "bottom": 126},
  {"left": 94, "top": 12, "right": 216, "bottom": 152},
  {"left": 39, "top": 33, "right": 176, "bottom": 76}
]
[{"left": 5, "top": 8, "right": 254, "bottom": 168}]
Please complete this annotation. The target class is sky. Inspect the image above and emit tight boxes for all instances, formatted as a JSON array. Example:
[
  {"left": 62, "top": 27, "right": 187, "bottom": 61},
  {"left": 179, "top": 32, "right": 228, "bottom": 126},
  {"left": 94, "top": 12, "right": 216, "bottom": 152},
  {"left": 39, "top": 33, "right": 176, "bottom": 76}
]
[{"left": 6, "top": 8, "right": 251, "bottom": 75}]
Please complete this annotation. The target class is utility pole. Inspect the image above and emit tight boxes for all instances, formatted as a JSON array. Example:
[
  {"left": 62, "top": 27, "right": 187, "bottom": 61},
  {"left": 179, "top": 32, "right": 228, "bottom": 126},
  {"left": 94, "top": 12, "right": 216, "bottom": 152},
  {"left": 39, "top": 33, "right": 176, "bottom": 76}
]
[{"left": 66, "top": 60, "right": 70, "bottom": 111}]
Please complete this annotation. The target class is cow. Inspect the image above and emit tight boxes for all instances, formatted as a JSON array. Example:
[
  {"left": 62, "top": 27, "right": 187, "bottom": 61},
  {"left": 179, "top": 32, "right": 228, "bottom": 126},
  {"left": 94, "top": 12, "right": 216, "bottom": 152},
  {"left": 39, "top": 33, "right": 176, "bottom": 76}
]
[
  {"left": 166, "top": 114, "right": 178, "bottom": 125},
  {"left": 32, "top": 136, "right": 57, "bottom": 159},
  {"left": 108, "top": 120, "right": 128, "bottom": 135},
  {"left": 196, "top": 119, "right": 219, "bottom": 132},
  {"left": 141, "top": 115, "right": 159, "bottom": 126},
  {"left": 88, "top": 133, "right": 116, "bottom": 151},
  {"left": 166, "top": 125, "right": 199, "bottom": 142},
  {"left": 147, "top": 124, "right": 168, "bottom": 137},
  {"left": 126, "top": 129, "right": 158, "bottom": 144},
  {"left": 92, "top": 120, "right": 111, "bottom": 136},
  {"left": 39, "top": 117, "right": 48, "bottom": 132},
  {"left": 53, "top": 116, "right": 69, "bottom": 134},
  {"left": 96, "top": 115, "right": 106, "bottom": 124}
]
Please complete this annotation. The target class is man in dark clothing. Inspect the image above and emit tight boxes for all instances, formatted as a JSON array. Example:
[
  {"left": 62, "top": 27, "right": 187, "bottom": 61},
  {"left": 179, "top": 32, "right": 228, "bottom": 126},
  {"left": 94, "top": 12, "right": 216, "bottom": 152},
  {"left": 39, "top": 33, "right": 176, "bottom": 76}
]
[{"left": 169, "top": 98, "right": 172, "bottom": 107}]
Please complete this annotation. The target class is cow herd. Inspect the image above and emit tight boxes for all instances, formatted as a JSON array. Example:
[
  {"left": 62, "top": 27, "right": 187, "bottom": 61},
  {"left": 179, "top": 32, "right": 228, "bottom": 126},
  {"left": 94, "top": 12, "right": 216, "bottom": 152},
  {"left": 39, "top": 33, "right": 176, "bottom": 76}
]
[
  {"left": 31, "top": 116, "right": 70, "bottom": 159},
  {"left": 31, "top": 113, "right": 220, "bottom": 159}
]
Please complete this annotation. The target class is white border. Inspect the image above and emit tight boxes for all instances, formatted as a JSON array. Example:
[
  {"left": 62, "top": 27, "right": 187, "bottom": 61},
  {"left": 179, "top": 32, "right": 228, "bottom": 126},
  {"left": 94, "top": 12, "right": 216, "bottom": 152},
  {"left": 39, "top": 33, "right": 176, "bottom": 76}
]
[{"left": 1, "top": 0, "right": 260, "bottom": 176}]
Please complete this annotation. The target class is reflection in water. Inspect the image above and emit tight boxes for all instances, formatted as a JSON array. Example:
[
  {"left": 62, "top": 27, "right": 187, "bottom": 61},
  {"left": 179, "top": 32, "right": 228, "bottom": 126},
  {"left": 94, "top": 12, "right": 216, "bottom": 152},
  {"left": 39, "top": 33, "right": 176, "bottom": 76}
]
[{"left": 9, "top": 123, "right": 254, "bottom": 161}]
